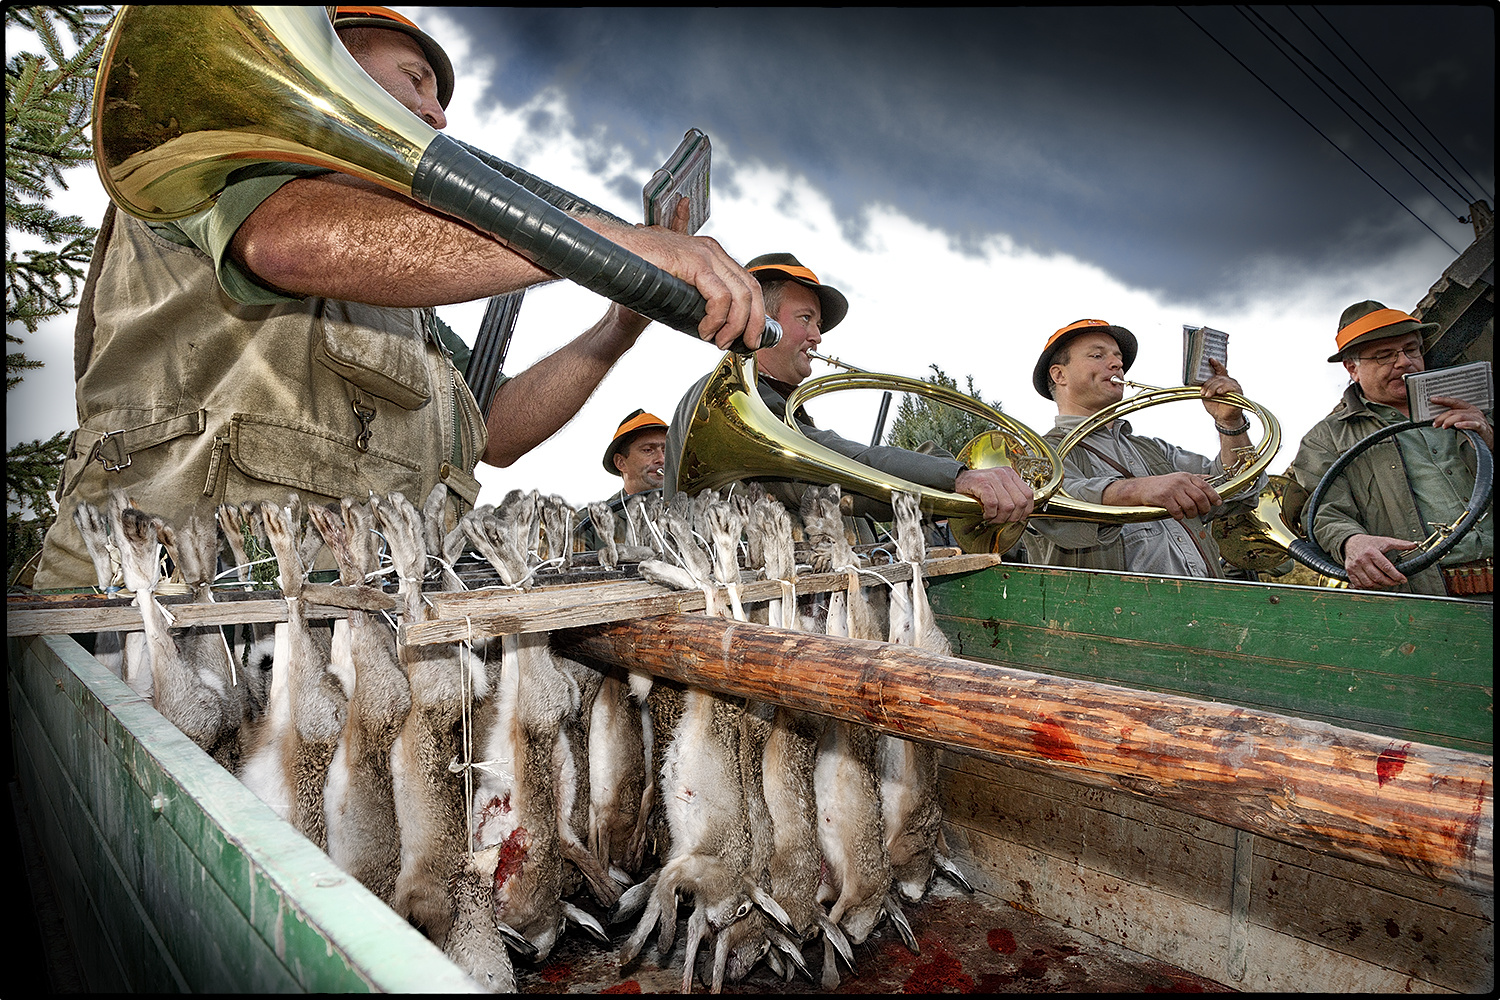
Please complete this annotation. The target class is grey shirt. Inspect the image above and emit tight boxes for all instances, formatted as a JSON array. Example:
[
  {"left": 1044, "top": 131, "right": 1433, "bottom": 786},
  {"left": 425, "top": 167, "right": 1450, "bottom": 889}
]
[{"left": 1024, "top": 415, "right": 1258, "bottom": 578}]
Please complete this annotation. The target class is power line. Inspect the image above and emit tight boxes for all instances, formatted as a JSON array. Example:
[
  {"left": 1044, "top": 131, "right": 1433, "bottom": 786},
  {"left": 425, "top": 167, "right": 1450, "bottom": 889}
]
[
  {"left": 1176, "top": 6, "right": 1461, "bottom": 256},
  {"left": 1311, "top": 5, "right": 1493, "bottom": 207},
  {"left": 1238, "top": 5, "right": 1468, "bottom": 222},
  {"left": 1289, "top": 5, "right": 1485, "bottom": 210}
]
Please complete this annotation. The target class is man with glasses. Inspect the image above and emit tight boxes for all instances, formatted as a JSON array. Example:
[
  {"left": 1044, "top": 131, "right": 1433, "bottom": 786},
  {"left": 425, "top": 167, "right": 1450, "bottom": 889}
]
[{"left": 1288, "top": 300, "right": 1494, "bottom": 596}]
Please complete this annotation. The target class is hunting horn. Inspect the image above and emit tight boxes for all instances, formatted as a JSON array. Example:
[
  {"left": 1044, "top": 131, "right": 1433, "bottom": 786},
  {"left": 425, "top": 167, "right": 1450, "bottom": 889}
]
[
  {"left": 91, "top": 6, "right": 779, "bottom": 353},
  {"left": 675, "top": 352, "right": 1070, "bottom": 554},
  {"left": 1213, "top": 421, "right": 1492, "bottom": 583},
  {"left": 795, "top": 354, "right": 1200, "bottom": 540},
  {"left": 1043, "top": 376, "right": 1283, "bottom": 522}
]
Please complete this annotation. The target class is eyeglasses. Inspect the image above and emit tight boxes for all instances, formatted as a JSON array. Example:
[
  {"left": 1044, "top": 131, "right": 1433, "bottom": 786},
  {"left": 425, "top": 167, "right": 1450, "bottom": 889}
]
[{"left": 1355, "top": 345, "right": 1423, "bottom": 366}]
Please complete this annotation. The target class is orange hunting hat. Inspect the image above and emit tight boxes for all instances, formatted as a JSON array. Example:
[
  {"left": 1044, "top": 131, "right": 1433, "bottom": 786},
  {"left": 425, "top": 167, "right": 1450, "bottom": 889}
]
[
  {"left": 333, "top": 6, "right": 454, "bottom": 108},
  {"left": 603, "top": 409, "right": 668, "bottom": 475},
  {"left": 745, "top": 252, "right": 849, "bottom": 333},
  {"left": 1032, "top": 319, "right": 1138, "bottom": 399},
  {"left": 1328, "top": 300, "right": 1437, "bottom": 362}
]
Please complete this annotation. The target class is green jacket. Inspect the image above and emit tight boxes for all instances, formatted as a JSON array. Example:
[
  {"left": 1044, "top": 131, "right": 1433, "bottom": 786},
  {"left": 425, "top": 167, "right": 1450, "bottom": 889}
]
[{"left": 1287, "top": 383, "right": 1487, "bottom": 597}]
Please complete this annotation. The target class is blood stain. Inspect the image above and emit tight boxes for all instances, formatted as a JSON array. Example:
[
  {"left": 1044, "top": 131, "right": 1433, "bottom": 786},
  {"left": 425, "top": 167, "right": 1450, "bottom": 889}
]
[
  {"left": 902, "top": 941, "right": 975, "bottom": 994},
  {"left": 988, "top": 927, "right": 1018, "bottom": 954},
  {"left": 1030, "top": 716, "right": 1087, "bottom": 764},
  {"left": 492, "top": 825, "right": 531, "bottom": 889},
  {"left": 601, "top": 981, "right": 642, "bottom": 994},
  {"left": 1376, "top": 745, "right": 1409, "bottom": 787}
]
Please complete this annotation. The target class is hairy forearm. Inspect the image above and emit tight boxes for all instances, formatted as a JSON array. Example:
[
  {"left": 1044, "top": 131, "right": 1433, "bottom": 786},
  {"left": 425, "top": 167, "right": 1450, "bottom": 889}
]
[
  {"left": 232, "top": 173, "right": 575, "bottom": 305},
  {"left": 233, "top": 171, "right": 764, "bottom": 349}
]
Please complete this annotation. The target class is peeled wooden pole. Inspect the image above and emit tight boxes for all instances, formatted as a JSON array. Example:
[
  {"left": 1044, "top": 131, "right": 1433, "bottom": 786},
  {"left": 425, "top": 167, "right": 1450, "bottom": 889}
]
[{"left": 553, "top": 613, "right": 1493, "bottom": 893}]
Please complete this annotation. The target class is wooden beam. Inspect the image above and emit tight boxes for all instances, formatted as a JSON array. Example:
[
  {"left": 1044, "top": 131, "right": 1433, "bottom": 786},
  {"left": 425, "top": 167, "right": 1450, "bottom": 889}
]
[
  {"left": 551, "top": 613, "right": 1494, "bottom": 893},
  {"left": 395, "top": 552, "right": 1000, "bottom": 645},
  {"left": 7, "top": 553, "right": 1004, "bottom": 642}
]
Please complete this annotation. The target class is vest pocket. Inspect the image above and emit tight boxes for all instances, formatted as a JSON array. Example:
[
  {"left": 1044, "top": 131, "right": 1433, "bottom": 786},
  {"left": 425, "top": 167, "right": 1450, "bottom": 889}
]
[
  {"left": 226, "top": 413, "right": 423, "bottom": 501},
  {"left": 315, "top": 301, "right": 432, "bottom": 410}
]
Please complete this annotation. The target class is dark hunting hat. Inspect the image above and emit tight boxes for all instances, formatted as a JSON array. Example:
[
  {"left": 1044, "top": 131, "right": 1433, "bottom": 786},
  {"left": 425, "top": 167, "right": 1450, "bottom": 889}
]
[
  {"left": 1032, "top": 318, "right": 1139, "bottom": 399},
  {"left": 602, "top": 409, "right": 667, "bottom": 475},
  {"left": 745, "top": 252, "right": 849, "bottom": 333},
  {"left": 1328, "top": 300, "right": 1438, "bottom": 362}
]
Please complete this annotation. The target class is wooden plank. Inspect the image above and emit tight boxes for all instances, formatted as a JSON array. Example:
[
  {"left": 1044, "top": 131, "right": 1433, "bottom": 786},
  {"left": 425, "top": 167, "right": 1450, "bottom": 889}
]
[
  {"left": 929, "top": 563, "right": 1493, "bottom": 672},
  {"left": 7, "top": 553, "right": 1004, "bottom": 642},
  {"left": 930, "top": 564, "right": 1494, "bottom": 754},
  {"left": 943, "top": 617, "right": 1493, "bottom": 753},
  {"left": 8, "top": 596, "right": 320, "bottom": 636},
  {"left": 399, "top": 552, "right": 1002, "bottom": 646},
  {"left": 11, "top": 638, "right": 292, "bottom": 990},
  {"left": 553, "top": 613, "right": 1494, "bottom": 892},
  {"left": 7, "top": 634, "right": 481, "bottom": 993},
  {"left": 940, "top": 751, "right": 1493, "bottom": 991},
  {"left": 954, "top": 825, "right": 1466, "bottom": 992}
]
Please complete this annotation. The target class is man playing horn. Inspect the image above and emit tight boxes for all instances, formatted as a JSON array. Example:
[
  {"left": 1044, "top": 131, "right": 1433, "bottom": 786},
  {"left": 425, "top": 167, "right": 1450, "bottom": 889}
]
[
  {"left": 34, "top": 6, "right": 765, "bottom": 590},
  {"left": 1287, "top": 301, "right": 1493, "bottom": 597},
  {"left": 1023, "top": 319, "right": 1260, "bottom": 577},
  {"left": 661, "top": 252, "right": 1034, "bottom": 540}
]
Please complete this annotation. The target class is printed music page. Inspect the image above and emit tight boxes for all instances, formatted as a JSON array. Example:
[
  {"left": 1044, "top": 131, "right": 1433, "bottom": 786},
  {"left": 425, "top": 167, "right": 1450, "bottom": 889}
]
[
  {"left": 643, "top": 128, "right": 711, "bottom": 235},
  {"left": 1182, "top": 325, "right": 1229, "bottom": 385},
  {"left": 1405, "top": 361, "right": 1494, "bottom": 420}
]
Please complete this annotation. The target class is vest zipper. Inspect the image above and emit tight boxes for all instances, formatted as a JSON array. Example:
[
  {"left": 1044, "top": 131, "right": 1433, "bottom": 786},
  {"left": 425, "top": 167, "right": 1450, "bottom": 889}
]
[{"left": 203, "top": 432, "right": 230, "bottom": 498}]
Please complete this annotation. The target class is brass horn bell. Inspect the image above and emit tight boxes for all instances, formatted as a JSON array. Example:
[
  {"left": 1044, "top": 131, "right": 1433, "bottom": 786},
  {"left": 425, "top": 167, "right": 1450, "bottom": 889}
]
[
  {"left": 1209, "top": 474, "right": 1339, "bottom": 576},
  {"left": 675, "top": 353, "right": 1063, "bottom": 554}
]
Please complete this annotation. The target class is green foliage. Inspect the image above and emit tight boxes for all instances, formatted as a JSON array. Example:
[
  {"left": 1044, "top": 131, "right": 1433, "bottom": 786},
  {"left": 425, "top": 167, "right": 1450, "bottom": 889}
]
[
  {"left": 6, "top": 6, "right": 114, "bottom": 585},
  {"left": 884, "top": 365, "right": 1003, "bottom": 457}
]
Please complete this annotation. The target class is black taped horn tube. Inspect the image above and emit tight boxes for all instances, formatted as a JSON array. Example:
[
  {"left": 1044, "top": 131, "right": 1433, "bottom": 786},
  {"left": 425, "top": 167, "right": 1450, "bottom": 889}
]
[
  {"left": 454, "top": 139, "right": 631, "bottom": 228},
  {"left": 414, "top": 133, "right": 779, "bottom": 354},
  {"left": 1298, "top": 420, "right": 1493, "bottom": 581}
]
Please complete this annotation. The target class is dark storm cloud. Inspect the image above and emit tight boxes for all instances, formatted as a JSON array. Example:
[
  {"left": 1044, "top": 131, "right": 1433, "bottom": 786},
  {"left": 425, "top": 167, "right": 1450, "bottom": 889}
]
[{"left": 440, "top": 6, "right": 1494, "bottom": 307}]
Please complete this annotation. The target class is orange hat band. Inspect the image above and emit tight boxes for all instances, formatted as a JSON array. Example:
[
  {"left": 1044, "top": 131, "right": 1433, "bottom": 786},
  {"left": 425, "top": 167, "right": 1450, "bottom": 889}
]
[
  {"left": 334, "top": 5, "right": 420, "bottom": 29},
  {"left": 748, "top": 263, "right": 822, "bottom": 285},
  {"left": 1044, "top": 319, "right": 1113, "bottom": 353},
  {"left": 1335, "top": 308, "right": 1419, "bottom": 352},
  {"left": 612, "top": 412, "right": 666, "bottom": 443}
]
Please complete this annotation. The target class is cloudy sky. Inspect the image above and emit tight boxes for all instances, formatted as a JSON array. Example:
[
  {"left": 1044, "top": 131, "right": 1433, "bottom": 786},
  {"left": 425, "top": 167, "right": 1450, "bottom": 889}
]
[{"left": 8, "top": 5, "right": 1493, "bottom": 510}]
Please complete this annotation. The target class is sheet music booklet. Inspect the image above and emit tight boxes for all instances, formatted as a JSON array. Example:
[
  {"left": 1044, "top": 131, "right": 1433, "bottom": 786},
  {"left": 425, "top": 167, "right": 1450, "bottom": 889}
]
[
  {"left": 1404, "top": 361, "right": 1494, "bottom": 421},
  {"left": 643, "top": 128, "right": 710, "bottom": 236},
  {"left": 1182, "top": 325, "right": 1230, "bottom": 385}
]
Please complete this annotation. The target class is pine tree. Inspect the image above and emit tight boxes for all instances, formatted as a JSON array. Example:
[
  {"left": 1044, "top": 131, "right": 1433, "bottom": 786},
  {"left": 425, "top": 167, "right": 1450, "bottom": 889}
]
[
  {"left": 6, "top": 6, "right": 114, "bottom": 586},
  {"left": 884, "top": 365, "right": 1003, "bottom": 458}
]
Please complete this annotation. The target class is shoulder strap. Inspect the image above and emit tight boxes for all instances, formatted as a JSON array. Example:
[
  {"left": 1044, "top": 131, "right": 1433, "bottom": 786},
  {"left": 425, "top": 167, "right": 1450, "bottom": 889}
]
[
  {"left": 1077, "top": 440, "right": 1132, "bottom": 479},
  {"left": 1078, "top": 439, "right": 1222, "bottom": 575}
]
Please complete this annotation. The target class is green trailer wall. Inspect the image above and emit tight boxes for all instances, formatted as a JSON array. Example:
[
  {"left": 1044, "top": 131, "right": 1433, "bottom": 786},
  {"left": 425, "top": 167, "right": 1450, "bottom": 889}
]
[
  {"left": 929, "top": 564, "right": 1493, "bottom": 754},
  {"left": 7, "top": 632, "right": 479, "bottom": 994}
]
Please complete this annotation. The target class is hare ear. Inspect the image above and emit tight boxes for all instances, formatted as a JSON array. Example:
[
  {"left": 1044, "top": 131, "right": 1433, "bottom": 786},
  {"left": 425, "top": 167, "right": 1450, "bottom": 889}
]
[{"left": 799, "top": 485, "right": 821, "bottom": 517}]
